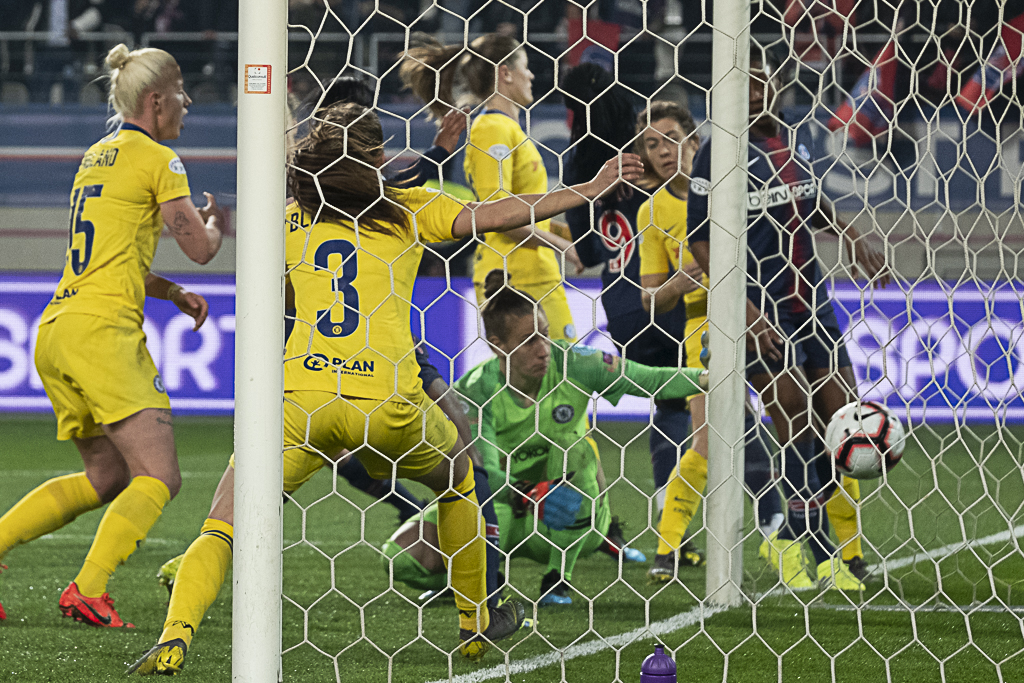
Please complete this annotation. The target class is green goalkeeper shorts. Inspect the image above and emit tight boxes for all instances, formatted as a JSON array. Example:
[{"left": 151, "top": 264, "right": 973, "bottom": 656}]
[{"left": 380, "top": 539, "right": 447, "bottom": 593}]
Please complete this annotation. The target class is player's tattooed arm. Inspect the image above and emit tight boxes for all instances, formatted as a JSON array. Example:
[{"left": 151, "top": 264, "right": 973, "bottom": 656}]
[
  {"left": 170, "top": 210, "right": 192, "bottom": 237},
  {"left": 153, "top": 409, "right": 174, "bottom": 427},
  {"left": 160, "top": 194, "right": 224, "bottom": 265}
]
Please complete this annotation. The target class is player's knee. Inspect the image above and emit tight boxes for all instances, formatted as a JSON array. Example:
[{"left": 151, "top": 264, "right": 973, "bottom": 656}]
[
  {"left": 162, "top": 472, "right": 183, "bottom": 499},
  {"left": 89, "top": 467, "right": 131, "bottom": 503}
]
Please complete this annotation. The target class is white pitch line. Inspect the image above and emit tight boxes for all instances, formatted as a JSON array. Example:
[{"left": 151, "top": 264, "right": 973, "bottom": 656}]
[
  {"left": 4, "top": 470, "right": 222, "bottom": 479},
  {"left": 867, "top": 524, "right": 1024, "bottom": 574},
  {"left": 433, "top": 523, "right": 1024, "bottom": 683},
  {"left": 34, "top": 533, "right": 181, "bottom": 547},
  {"left": 425, "top": 604, "right": 727, "bottom": 683}
]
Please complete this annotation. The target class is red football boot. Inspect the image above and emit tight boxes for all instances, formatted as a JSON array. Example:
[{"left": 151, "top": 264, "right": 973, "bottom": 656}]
[{"left": 59, "top": 582, "right": 134, "bottom": 628}]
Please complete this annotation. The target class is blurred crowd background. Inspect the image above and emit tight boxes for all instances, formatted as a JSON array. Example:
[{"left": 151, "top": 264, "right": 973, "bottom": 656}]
[{"left": 3, "top": 0, "right": 1024, "bottom": 118}]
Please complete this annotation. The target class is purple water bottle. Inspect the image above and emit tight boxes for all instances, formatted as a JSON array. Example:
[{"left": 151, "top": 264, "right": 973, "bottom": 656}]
[{"left": 641, "top": 644, "right": 677, "bottom": 683}]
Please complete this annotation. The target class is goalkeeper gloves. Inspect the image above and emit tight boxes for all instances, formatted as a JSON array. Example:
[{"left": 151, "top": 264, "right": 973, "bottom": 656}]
[{"left": 510, "top": 478, "right": 583, "bottom": 531}]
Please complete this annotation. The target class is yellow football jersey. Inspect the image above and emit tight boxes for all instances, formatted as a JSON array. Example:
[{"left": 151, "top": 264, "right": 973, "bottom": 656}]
[
  {"left": 463, "top": 110, "right": 561, "bottom": 287},
  {"left": 41, "top": 124, "right": 191, "bottom": 328},
  {"left": 637, "top": 185, "right": 709, "bottom": 320},
  {"left": 285, "top": 186, "right": 464, "bottom": 401}
]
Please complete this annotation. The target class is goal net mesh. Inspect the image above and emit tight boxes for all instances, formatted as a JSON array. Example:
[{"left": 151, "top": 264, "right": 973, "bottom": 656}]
[{"left": 279, "top": 1, "right": 1024, "bottom": 680}]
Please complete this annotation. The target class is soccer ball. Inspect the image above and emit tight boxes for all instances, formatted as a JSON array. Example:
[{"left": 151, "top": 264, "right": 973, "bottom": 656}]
[{"left": 824, "top": 401, "right": 906, "bottom": 480}]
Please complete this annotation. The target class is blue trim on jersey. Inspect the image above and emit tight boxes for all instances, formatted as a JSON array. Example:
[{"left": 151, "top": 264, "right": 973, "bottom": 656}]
[{"left": 118, "top": 122, "right": 155, "bottom": 140}]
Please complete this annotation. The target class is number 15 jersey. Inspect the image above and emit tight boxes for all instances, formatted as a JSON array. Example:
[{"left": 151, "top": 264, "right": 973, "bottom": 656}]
[
  {"left": 284, "top": 187, "right": 465, "bottom": 401},
  {"left": 41, "top": 123, "right": 192, "bottom": 328}
]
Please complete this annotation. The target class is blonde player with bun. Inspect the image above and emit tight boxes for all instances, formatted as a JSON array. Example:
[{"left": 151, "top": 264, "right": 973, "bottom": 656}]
[
  {"left": 0, "top": 44, "right": 223, "bottom": 628},
  {"left": 128, "top": 101, "right": 644, "bottom": 674},
  {"left": 400, "top": 34, "right": 584, "bottom": 341}
]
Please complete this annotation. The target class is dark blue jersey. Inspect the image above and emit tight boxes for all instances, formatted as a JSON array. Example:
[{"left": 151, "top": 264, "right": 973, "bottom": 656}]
[
  {"left": 391, "top": 145, "right": 450, "bottom": 186},
  {"left": 565, "top": 173, "right": 689, "bottom": 367},
  {"left": 688, "top": 126, "right": 825, "bottom": 318}
]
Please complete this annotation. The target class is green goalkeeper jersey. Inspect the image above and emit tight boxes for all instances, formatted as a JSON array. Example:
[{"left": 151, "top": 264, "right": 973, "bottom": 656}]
[{"left": 453, "top": 341, "right": 705, "bottom": 500}]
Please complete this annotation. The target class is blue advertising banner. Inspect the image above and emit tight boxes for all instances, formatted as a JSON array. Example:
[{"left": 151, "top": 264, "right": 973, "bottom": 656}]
[
  {"left": 0, "top": 273, "right": 237, "bottom": 414},
  {"left": 1, "top": 274, "right": 1020, "bottom": 423}
]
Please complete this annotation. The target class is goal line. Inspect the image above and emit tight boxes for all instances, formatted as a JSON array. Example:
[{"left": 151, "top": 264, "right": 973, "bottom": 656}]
[{"left": 429, "top": 524, "right": 1024, "bottom": 683}]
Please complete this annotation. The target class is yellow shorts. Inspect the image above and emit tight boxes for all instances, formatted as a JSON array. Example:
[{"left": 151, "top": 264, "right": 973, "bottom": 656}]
[
  {"left": 473, "top": 279, "right": 577, "bottom": 342},
  {"left": 34, "top": 313, "right": 170, "bottom": 441},
  {"left": 277, "top": 390, "right": 459, "bottom": 493},
  {"left": 684, "top": 315, "right": 708, "bottom": 369}
]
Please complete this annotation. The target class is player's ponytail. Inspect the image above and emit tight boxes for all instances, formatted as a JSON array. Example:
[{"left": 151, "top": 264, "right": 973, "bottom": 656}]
[
  {"left": 480, "top": 270, "right": 540, "bottom": 342},
  {"left": 288, "top": 102, "right": 409, "bottom": 235},
  {"left": 563, "top": 63, "right": 637, "bottom": 184},
  {"left": 104, "top": 44, "right": 178, "bottom": 124},
  {"left": 635, "top": 100, "right": 699, "bottom": 190},
  {"left": 401, "top": 33, "right": 522, "bottom": 118},
  {"left": 400, "top": 35, "right": 464, "bottom": 120}
]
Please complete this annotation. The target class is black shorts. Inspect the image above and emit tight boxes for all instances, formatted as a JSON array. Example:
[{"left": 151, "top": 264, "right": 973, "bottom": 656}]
[{"left": 746, "top": 302, "right": 851, "bottom": 378}]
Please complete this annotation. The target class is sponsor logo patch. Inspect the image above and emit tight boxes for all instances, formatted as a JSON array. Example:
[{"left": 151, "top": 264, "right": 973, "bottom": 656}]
[
  {"left": 168, "top": 157, "right": 186, "bottom": 175},
  {"left": 690, "top": 177, "right": 710, "bottom": 195},
  {"left": 552, "top": 404, "right": 575, "bottom": 424},
  {"left": 302, "top": 354, "right": 375, "bottom": 376},
  {"left": 154, "top": 375, "right": 166, "bottom": 393},
  {"left": 747, "top": 179, "right": 816, "bottom": 211},
  {"left": 487, "top": 144, "right": 511, "bottom": 160}
]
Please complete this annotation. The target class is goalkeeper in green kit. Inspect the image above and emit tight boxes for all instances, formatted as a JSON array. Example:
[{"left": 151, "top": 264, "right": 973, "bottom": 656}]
[{"left": 383, "top": 270, "right": 706, "bottom": 606}]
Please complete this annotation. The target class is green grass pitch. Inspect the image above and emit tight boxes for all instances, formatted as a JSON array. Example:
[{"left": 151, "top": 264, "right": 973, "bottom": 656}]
[{"left": 0, "top": 415, "right": 1021, "bottom": 682}]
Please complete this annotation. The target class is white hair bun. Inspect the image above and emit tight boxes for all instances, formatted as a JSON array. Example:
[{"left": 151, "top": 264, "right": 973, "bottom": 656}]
[{"left": 105, "top": 44, "right": 131, "bottom": 70}]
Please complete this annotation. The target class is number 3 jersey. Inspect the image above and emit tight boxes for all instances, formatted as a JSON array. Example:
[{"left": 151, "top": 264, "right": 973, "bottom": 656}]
[
  {"left": 284, "top": 186, "right": 465, "bottom": 401},
  {"left": 41, "top": 124, "right": 191, "bottom": 328}
]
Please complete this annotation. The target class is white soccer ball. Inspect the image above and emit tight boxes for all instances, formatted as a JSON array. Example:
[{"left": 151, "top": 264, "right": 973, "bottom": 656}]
[{"left": 824, "top": 401, "right": 906, "bottom": 480}]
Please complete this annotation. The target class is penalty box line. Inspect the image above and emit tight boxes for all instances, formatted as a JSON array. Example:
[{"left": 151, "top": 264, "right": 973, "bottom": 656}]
[{"left": 431, "top": 523, "right": 1024, "bottom": 683}]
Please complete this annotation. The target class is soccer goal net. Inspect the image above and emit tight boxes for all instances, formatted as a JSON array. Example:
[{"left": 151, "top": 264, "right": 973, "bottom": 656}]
[{"left": 233, "top": 0, "right": 1024, "bottom": 680}]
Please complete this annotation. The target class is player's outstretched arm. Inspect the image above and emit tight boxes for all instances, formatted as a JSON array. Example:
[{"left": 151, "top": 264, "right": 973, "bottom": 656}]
[
  {"left": 145, "top": 273, "right": 209, "bottom": 331},
  {"left": 160, "top": 192, "right": 224, "bottom": 265},
  {"left": 812, "top": 197, "right": 891, "bottom": 287},
  {"left": 451, "top": 154, "right": 644, "bottom": 238}
]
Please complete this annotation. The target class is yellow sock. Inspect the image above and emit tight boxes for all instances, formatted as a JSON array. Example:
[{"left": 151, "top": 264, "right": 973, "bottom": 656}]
[
  {"left": 74, "top": 476, "right": 170, "bottom": 598},
  {"left": 656, "top": 449, "right": 707, "bottom": 556},
  {"left": 0, "top": 473, "right": 101, "bottom": 558},
  {"left": 161, "top": 518, "right": 233, "bottom": 648},
  {"left": 828, "top": 476, "right": 862, "bottom": 561},
  {"left": 434, "top": 464, "right": 488, "bottom": 634}
]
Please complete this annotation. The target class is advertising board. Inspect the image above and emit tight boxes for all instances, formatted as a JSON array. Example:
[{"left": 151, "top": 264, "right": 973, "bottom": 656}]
[{"left": 2, "top": 275, "right": 1019, "bottom": 423}]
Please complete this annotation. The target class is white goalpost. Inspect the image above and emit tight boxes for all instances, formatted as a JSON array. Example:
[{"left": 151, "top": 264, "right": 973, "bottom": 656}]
[
  {"left": 704, "top": 0, "right": 751, "bottom": 608},
  {"left": 233, "top": 0, "right": 287, "bottom": 680}
]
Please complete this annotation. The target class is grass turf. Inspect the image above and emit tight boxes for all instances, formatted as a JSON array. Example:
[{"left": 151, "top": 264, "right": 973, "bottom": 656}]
[{"left": 0, "top": 415, "right": 1022, "bottom": 682}]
